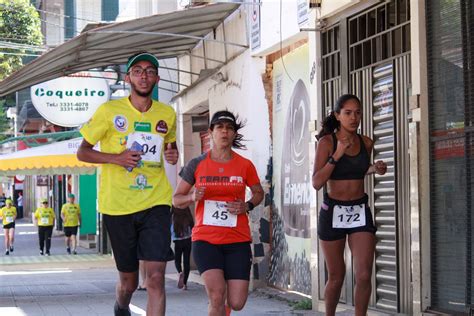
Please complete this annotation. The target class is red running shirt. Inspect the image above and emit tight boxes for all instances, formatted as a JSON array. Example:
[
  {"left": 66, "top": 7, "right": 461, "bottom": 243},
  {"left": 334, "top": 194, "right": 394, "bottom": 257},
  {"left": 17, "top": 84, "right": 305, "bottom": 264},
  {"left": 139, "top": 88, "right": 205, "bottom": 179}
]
[{"left": 179, "top": 151, "right": 260, "bottom": 244}]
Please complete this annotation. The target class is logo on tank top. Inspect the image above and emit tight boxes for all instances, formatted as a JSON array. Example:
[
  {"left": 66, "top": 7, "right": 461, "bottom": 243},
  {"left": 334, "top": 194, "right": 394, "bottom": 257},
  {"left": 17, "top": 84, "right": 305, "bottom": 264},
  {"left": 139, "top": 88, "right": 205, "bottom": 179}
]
[
  {"left": 199, "top": 175, "right": 243, "bottom": 186},
  {"left": 113, "top": 115, "right": 128, "bottom": 132},
  {"left": 156, "top": 120, "right": 168, "bottom": 133}
]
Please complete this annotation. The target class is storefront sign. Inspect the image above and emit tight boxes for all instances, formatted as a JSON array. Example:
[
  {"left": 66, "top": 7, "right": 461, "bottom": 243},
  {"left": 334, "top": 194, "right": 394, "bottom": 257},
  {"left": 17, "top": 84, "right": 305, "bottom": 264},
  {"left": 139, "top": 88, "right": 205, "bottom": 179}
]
[
  {"left": 250, "top": 0, "right": 261, "bottom": 50},
  {"left": 297, "top": 0, "right": 309, "bottom": 26},
  {"left": 31, "top": 74, "right": 110, "bottom": 127}
]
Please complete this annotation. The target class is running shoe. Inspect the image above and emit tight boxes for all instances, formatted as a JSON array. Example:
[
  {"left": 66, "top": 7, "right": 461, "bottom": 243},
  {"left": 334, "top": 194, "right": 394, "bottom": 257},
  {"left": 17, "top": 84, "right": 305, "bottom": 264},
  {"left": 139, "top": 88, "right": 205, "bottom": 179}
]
[
  {"left": 40, "top": 250, "right": 44, "bottom": 256},
  {"left": 66, "top": 247, "right": 71, "bottom": 254},
  {"left": 114, "top": 301, "right": 131, "bottom": 316},
  {"left": 5, "top": 250, "right": 9, "bottom": 256},
  {"left": 9, "top": 245, "right": 13, "bottom": 252},
  {"left": 45, "top": 252, "right": 50, "bottom": 256},
  {"left": 73, "top": 250, "right": 77, "bottom": 255}
]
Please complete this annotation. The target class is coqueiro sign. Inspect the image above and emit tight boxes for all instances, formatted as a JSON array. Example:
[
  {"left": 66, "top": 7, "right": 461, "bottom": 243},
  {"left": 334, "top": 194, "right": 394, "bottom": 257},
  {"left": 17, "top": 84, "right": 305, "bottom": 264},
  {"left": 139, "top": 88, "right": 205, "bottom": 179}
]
[{"left": 30, "top": 74, "right": 110, "bottom": 127}]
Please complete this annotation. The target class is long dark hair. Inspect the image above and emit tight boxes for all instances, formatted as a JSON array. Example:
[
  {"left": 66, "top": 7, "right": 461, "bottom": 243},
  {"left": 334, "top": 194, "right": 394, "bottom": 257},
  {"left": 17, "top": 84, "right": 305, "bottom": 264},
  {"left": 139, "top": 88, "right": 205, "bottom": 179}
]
[
  {"left": 317, "top": 94, "right": 361, "bottom": 140},
  {"left": 209, "top": 110, "right": 247, "bottom": 149},
  {"left": 171, "top": 206, "right": 194, "bottom": 237}
]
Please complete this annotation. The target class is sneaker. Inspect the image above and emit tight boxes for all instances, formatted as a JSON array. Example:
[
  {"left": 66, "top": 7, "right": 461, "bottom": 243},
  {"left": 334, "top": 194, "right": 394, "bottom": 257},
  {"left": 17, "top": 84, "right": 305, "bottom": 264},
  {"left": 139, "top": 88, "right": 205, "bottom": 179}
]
[
  {"left": 5, "top": 250, "right": 9, "bottom": 256},
  {"left": 9, "top": 246, "right": 13, "bottom": 252},
  {"left": 40, "top": 250, "right": 44, "bottom": 256},
  {"left": 45, "top": 252, "right": 50, "bottom": 256},
  {"left": 177, "top": 272, "right": 184, "bottom": 289},
  {"left": 66, "top": 247, "right": 71, "bottom": 254},
  {"left": 114, "top": 301, "right": 131, "bottom": 316},
  {"left": 72, "top": 250, "right": 77, "bottom": 255}
]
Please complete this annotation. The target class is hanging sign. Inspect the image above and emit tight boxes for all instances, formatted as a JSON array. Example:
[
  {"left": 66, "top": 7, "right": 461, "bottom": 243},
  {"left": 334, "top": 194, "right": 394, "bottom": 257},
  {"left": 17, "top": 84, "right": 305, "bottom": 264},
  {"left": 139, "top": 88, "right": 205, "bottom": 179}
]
[{"left": 30, "top": 73, "right": 110, "bottom": 127}]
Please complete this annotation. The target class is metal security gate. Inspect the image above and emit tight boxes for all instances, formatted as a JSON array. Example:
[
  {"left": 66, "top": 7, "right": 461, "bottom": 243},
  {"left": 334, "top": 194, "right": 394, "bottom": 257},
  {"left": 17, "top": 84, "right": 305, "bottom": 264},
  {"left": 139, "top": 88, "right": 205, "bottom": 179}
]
[
  {"left": 427, "top": 0, "right": 474, "bottom": 314},
  {"left": 320, "top": 1, "right": 411, "bottom": 313}
]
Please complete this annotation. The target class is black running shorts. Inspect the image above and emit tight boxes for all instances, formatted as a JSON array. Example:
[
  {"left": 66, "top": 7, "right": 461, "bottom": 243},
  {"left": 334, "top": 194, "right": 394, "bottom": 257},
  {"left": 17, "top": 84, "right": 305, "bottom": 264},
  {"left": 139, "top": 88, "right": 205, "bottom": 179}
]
[
  {"left": 64, "top": 226, "right": 78, "bottom": 237},
  {"left": 3, "top": 222, "right": 14, "bottom": 229},
  {"left": 192, "top": 240, "right": 252, "bottom": 280},
  {"left": 318, "top": 193, "right": 377, "bottom": 241},
  {"left": 103, "top": 205, "right": 174, "bottom": 272}
]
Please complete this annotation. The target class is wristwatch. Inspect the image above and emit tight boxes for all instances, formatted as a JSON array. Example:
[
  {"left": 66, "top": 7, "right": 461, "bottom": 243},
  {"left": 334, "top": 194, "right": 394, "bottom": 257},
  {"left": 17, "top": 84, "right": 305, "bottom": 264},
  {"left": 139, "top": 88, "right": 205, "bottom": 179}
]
[
  {"left": 328, "top": 156, "right": 338, "bottom": 165},
  {"left": 246, "top": 201, "right": 255, "bottom": 213}
]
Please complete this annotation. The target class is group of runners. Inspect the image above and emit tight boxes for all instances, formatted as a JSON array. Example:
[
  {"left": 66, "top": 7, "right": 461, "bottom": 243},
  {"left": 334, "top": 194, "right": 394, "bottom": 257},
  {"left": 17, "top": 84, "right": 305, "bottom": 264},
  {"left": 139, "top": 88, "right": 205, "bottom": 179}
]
[
  {"left": 73, "top": 51, "right": 386, "bottom": 316},
  {"left": 0, "top": 193, "right": 81, "bottom": 256}
]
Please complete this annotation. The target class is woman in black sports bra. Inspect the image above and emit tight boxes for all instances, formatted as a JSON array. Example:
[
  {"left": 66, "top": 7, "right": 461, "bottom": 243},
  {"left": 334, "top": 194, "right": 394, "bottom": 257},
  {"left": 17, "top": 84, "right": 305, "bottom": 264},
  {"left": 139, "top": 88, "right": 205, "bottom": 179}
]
[{"left": 312, "top": 94, "right": 387, "bottom": 316}]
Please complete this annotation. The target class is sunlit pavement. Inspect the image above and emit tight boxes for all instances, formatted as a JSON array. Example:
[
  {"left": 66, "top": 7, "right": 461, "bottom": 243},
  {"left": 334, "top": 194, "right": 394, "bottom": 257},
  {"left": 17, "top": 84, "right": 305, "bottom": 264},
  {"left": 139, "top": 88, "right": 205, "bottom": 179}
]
[{"left": 0, "top": 219, "right": 302, "bottom": 315}]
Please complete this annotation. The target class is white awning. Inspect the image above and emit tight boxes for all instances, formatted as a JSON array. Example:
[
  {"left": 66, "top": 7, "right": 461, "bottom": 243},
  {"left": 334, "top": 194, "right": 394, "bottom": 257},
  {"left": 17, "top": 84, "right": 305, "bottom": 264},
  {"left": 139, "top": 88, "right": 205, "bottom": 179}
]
[
  {"left": 0, "top": 3, "right": 242, "bottom": 97},
  {"left": 0, "top": 138, "right": 96, "bottom": 176}
]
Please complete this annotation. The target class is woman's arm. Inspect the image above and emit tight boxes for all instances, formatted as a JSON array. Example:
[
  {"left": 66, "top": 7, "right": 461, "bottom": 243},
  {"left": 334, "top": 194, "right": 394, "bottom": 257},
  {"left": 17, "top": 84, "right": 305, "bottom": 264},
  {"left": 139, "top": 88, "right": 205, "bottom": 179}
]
[
  {"left": 248, "top": 183, "right": 264, "bottom": 207},
  {"left": 312, "top": 136, "right": 338, "bottom": 191},
  {"left": 363, "top": 136, "right": 387, "bottom": 175},
  {"left": 173, "top": 178, "right": 205, "bottom": 209}
]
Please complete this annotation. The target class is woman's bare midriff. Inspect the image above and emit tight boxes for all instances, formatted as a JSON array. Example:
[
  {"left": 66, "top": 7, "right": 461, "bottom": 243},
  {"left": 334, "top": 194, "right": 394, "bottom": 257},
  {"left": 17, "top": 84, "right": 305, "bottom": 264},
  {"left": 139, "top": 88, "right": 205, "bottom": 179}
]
[{"left": 327, "top": 179, "right": 365, "bottom": 201}]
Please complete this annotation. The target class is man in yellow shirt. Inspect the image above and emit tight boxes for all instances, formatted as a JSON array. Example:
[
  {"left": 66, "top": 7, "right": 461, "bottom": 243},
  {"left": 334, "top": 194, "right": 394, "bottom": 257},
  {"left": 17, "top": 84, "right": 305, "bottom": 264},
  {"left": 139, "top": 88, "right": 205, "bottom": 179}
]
[
  {"left": 1, "top": 199, "right": 16, "bottom": 255},
  {"left": 77, "top": 52, "right": 179, "bottom": 316},
  {"left": 61, "top": 193, "right": 81, "bottom": 255},
  {"left": 33, "top": 199, "right": 55, "bottom": 256}
]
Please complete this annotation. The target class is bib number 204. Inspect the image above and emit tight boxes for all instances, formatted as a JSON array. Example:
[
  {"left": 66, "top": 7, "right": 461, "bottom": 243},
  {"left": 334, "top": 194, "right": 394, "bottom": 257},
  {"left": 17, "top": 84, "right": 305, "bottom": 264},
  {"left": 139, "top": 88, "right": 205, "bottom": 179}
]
[{"left": 141, "top": 144, "right": 157, "bottom": 155}]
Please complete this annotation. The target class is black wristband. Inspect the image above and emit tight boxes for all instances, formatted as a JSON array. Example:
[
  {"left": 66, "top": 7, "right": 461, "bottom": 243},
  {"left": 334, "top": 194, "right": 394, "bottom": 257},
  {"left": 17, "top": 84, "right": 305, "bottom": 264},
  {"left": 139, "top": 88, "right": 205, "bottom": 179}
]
[
  {"left": 246, "top": 201, "right": 255, "bottom": 212},
  {"left": 328, "top": 156, "right": 338, "bottom": 165}
]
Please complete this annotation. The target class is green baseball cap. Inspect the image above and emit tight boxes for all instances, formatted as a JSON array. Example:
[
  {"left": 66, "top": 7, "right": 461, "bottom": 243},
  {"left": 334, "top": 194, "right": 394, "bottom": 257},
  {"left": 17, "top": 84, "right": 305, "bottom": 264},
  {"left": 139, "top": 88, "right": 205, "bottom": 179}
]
[
  {"left": 41, "top": 198, "right": 48, "bottom": 204},
  {"left": 5, "top": 199, "right": 12, "bottom": 205},
  {"left": 68, "top": 193, "right": 75, "bottom": 199},
  {"left": 126, "top": 52, "right": 159, "bottom": 72}
]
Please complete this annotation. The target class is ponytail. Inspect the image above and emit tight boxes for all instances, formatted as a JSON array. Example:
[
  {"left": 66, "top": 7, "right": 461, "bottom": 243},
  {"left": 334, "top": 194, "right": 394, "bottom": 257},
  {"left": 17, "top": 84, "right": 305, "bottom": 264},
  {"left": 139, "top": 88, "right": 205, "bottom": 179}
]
[
  {"left": 317, "top": 112, "right": 339, "bottom": 140},
  {"left": 316, "top": 94, "right": 361, "bottom": 140}
]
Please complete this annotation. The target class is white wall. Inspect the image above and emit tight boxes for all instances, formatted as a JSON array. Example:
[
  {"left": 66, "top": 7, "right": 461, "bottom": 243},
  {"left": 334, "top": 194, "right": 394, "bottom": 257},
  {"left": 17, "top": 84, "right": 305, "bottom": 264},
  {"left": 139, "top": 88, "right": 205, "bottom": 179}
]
[
  {"left": 176, "top": 50, "right": 270, "bottom": 177},
  {"left": 252, "top": 0, "right": 307, "bottom": 56},
  {"left": 76, "top": 0, "right": 102, "bottom": 32},
  {"left": 44, "top": 1, "right": 64, "bottom": 47}
]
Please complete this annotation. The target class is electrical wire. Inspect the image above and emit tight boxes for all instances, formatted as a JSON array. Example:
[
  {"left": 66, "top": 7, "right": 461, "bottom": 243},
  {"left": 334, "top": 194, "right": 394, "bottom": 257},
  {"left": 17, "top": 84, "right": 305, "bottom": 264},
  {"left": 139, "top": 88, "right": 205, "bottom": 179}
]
[{"left": 279, "top": 0, "right": 294, "bottom": 82}]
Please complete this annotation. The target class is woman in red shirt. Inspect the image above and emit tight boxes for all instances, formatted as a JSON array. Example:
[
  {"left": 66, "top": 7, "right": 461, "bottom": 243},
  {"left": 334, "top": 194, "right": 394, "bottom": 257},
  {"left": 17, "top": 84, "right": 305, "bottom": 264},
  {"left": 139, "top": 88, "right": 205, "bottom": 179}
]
[{"left": 174, "top": 110, "right": 264, "bottom": 316}]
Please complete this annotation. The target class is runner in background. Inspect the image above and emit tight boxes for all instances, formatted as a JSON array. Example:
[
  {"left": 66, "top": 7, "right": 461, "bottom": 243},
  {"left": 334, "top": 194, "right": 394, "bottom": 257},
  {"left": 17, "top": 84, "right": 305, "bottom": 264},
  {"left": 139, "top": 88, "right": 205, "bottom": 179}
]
[
  {"left": 1, "top": 199, "right": 17, "bottom": 255},
  {"left": 61, "top": 193, "right": 81, "bottom": 255},
  {"left": 173, "top": 110, "right": 264, "bottom": 316},
  {"left": 33, "top": 199, "right": 56, "bottom": 256},
  {"left": 171, "top": 206, "right": 194, "bottom": 290}
]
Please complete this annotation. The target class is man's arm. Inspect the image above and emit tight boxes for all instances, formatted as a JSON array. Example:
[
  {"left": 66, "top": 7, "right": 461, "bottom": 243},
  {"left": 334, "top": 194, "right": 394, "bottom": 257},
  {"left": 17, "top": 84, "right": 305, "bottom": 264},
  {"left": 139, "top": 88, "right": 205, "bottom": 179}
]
[{"left": 77, "top": 139, "right": 142, "bottom": 169}]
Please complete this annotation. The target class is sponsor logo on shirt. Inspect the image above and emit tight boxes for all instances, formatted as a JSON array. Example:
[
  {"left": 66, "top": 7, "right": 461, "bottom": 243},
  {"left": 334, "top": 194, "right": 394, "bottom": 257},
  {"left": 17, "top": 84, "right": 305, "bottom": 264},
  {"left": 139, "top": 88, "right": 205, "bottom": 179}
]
[
  {"left": 114, "top": 115, "right": 128, "bottom": 132},
  {"left": 129, "top": 174, "right": 153, "bottom": 190},
  {"left": 156, "top": 120, "right": 168, "bottom": 133},
  {"left": 134, "top": 122, "right": 152, "bottom": 132},
  {"left": 198, "top": 175, "right": 244, "bottom": 186}
]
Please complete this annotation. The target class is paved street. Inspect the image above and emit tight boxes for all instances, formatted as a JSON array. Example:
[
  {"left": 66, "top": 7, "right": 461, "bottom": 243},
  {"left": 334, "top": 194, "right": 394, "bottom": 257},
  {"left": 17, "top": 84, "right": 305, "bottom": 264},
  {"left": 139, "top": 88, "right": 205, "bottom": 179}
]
[
  {"left": 0, "top": 220, "right": 303, "bottom": 316},
  {"left": 0, "top": 220, "right": 389, "bottom": 316}
]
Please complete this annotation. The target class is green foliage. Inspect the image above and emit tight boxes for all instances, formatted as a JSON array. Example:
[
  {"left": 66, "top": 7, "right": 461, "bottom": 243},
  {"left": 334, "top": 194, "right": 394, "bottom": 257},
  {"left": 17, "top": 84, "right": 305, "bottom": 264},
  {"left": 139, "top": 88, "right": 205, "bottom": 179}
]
[
  {"left": 0, "top": 98, "right": 11, "bottom": 141},
  {"left": 0, "top": 0, "right": 42, "bottom": 139},
  {"left": 289, "top": 299, "right": 312, "bottom": 310},
  {"left": 0, "top": 0, "right": 43, "bottom": 80}
]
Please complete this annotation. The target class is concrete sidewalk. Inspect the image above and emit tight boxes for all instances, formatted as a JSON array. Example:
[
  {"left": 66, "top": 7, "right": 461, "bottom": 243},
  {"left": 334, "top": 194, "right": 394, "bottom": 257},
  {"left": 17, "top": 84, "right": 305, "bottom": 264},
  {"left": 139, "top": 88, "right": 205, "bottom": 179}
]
[{"left": 0, "top": 218, "right": 390, "bottom": 315}]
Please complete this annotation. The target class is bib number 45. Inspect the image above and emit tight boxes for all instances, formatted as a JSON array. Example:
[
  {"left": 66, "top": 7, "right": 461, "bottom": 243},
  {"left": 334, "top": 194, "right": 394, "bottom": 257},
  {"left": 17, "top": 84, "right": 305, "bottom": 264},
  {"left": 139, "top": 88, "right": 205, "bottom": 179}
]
[{"left": 212, "top": 210, "right": 228, "bottom": 221}]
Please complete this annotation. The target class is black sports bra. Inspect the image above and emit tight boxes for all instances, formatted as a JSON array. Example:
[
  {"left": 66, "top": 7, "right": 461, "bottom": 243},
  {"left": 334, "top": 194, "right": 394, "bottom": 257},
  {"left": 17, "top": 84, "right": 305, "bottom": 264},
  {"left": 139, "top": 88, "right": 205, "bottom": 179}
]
[{"left": 329, "top": 133, "right": 370, "bottom": 180}]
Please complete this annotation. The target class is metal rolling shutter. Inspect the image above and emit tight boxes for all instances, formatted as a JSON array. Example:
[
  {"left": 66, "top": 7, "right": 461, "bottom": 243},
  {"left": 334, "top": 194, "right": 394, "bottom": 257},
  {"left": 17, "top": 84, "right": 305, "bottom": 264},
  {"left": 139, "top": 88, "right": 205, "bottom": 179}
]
[{"left": 427, "top": 0, "right": 474, "bottom": 313}]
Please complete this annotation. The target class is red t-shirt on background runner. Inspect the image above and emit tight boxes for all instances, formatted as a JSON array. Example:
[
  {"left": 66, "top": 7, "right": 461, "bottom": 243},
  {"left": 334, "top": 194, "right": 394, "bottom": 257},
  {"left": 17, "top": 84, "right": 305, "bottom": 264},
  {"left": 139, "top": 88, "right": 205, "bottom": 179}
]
[{"left": 179, "top": 151, "right": 260, "bottom": 244}]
